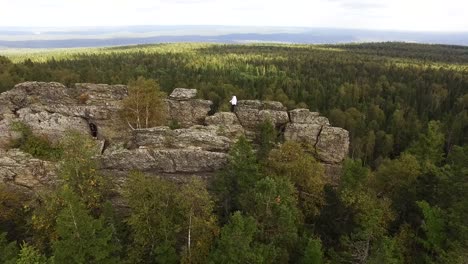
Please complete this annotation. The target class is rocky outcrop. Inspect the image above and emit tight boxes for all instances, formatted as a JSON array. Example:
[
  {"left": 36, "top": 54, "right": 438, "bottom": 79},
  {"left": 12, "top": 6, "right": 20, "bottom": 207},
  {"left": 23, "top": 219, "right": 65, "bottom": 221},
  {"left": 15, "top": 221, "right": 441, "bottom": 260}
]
[
  {"left": 16, "top": 108, "right": 89, "bottom": 142},
  {"left": 0, "top": 82, "right": 350, "bottom": 193},
  {"left": 165, "top": 87, "right": 212, "bottom": 128},
  {"left": 0, "top": 149, "right": 57, "bottom": 191},
  {"left": 235, "top": 100, "right": 289, "bottom": 130},
  {"left": 205, "top": 112, "right": 245, "bottom": 138},
  {"left": 165, "top": 99, "right": 212, "bottom": 128},
  {"left": 101, "top": 148, "right": 227, "bottom": 173},
  {"left": 169, "top": 88, "right": 197, "bottom": 100},
  {"left": 284, "top": 108, "right": 349, "bottom": 165},
  {"left": 289, "top": 109, "right": 330, "bottom": 125},
  {"left": 315, "top": 126, "right": 349, "bottom": 164},
  {"left": 0, "top": 82, "right": 128, "bottom": 144},
  {"left": 132, "top": 126, "right": 234, "bottom": 152}
]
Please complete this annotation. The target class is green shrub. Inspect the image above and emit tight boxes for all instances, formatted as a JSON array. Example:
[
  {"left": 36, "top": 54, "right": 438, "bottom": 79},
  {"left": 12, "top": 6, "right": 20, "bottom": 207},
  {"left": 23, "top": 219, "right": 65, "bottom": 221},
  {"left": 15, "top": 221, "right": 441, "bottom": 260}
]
[
  {"left": 168, "top": 120, "right": 181, "bottom": 130},
  {"left": 10, "top": 122, "right": 63, "bottom": 161}
]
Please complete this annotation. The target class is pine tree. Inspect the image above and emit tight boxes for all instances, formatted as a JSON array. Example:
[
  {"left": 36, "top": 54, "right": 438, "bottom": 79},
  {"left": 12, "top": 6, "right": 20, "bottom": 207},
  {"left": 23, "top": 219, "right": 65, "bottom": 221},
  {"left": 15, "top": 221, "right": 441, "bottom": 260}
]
[
  {"left": 16, "top": 243, "right": 48, "bottom": 264},
  {"left": 52, "top": 186, "right": 119, "bottom": 264},
  {"left": 209, "top": 212, "right": 275, "bottom": 264},
  {"left": 213, "top": 136, "right": 262, "bottom": 220}
]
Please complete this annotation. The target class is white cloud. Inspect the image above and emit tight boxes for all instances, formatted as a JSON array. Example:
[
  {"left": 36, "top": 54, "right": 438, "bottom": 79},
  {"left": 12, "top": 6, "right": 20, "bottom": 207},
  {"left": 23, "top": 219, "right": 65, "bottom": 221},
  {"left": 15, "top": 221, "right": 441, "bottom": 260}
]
[{"left": 0, "top": 0, "right": 466, "bottom": 31}]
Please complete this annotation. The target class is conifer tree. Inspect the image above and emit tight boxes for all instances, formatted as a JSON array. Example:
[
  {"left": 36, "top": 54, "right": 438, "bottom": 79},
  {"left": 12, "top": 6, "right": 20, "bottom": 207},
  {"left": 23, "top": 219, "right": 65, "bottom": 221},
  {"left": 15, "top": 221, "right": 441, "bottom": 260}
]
[{"left": 52, "top": 186, "right": 119, "bottom": 264}]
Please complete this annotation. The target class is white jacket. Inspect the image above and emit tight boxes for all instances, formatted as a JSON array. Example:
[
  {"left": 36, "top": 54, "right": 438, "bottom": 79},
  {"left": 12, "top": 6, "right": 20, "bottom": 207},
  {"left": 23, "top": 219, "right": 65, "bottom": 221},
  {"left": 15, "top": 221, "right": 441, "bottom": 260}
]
[{"left": 230, "top": 96, "right": 237, "bottom": 105}]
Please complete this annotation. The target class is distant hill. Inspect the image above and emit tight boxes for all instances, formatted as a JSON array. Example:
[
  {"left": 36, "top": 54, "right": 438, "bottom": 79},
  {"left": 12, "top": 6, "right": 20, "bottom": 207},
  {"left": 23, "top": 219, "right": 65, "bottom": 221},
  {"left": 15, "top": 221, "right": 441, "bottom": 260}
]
[{"left": 0, "top": 26, "right": 467, "bottom": 48}]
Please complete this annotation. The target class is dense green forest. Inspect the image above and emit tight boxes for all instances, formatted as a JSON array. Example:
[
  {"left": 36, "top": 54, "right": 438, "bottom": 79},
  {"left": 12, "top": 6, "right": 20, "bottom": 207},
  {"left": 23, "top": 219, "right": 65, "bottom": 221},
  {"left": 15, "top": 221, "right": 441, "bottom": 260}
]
[{"left": 0, "top": 42, "right": 467, "bottom": 263}]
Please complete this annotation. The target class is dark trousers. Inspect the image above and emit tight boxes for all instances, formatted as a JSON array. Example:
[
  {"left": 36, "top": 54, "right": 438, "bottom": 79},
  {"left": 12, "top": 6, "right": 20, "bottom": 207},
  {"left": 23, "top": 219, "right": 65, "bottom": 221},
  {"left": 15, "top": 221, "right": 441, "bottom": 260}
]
[{"left": 231, "top": 104, "right": 236, "bottom": 112}]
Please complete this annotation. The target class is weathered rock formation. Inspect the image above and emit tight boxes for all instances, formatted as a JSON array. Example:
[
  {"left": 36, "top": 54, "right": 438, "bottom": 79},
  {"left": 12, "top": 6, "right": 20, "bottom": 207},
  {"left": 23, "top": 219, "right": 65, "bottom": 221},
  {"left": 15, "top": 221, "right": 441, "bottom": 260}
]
[
  {"left": 0, "top": 148, "right": 56, "bottom": 191},
  {"left": 234, "top": 100, "right": 289, "bottom": 136},
  {"left": 166, "top": 88, "right": 212, "bottom": 128},
  {"left": 284, "top": 109, "right": 349, "bottom": 164},
  {"left": 0, "top": 82, "right": 127, "bottom": 146},
  {"left": 0, "top": 82, "right": 349, "bottom": 194}
]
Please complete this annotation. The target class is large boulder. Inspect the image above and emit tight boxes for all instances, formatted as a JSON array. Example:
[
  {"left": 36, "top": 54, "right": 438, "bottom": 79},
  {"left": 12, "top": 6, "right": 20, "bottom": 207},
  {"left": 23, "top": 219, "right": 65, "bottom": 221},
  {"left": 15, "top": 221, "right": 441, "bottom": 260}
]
[
  {"left": 169, "top": 88, "right": 197, "bottom": 100},
  {"left": 284, "top": 123, "right": 322, "bottom": 146},
  {"left": 165, "top": 99, "right": 212, "bottom": 128},
  {"left": 0, "top": 149, "right": 57, "bottom": 191},
  {"left": 289, "top": 109, "right": 330, "bottom": 125},
  {"left": 235, "top": 100, "right": 289, "bottom": 129},
  {"left": 205, "top": 112, "right": 245, "bottom": 138},
  {"left": 284, "top": 109, "right": 349, "bottom": 164},
  {"left": 315, "top": 126, "right": 349, "bottom": 164}
]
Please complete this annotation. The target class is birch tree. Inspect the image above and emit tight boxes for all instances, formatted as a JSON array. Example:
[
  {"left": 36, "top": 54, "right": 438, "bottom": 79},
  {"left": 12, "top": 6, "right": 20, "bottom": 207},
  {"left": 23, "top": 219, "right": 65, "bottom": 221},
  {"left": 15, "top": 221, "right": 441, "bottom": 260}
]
[{"left": 121, "top": 77, "right": 167, "bottom": 129}]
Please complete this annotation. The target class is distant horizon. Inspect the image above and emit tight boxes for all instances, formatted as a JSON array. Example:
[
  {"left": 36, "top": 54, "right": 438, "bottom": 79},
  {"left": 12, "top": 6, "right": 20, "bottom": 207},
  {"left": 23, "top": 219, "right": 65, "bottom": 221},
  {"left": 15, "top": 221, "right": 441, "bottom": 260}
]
[
  {"left": 1, "top": 25, "right": 467, "bottom": 34},
  {"left": 1, "top": 25, "right": 468, "bottom": 49},
  {"left": 1, "top": 0, "right": 467, "bottom": 32}
]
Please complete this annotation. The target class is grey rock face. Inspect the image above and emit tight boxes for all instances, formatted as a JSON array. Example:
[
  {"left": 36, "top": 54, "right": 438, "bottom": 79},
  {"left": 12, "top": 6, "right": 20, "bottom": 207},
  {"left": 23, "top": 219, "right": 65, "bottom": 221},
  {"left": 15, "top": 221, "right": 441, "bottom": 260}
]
[
  {"left": 315, "top": 126, "right": 349, "bottom": 164},
  {"left": 0, "top": 117, "right": 21, "bottom": 148},
  {"left": 17, "top": 108, "right": 89, "bottom": 143},
  {"left": 169, "top": 88, "right": 197, "bottom": 100},
  {"left": 0, "top": 81, "right": 129, "bottom": 144},
  {"left": 284, "top": 108, "right": 349, "bottom": 164},
  {"left": 165, "top": 99, "right": 212, "bottom": 128},
  {"left": 205, "top": 112, "right": 239, "bottom": 126},
  {"left": 289, "top": 109, "right": 330, "bottom": 125},
  {"left": 0, "top": 149, "right": 57, "bottom": 191},
  {"left": 132, "top": 126, "right": 233, "bottom": 152},
  {"left": 235, "top": 100, "right": 289, "bottom": 129},
  {"left": 205, "top": 112, "right": 245, "bottom": 138},
  {"left": 74, "top": 83, "right": 128, "bottom": 105},
  {"left": 284, "top": 123, "right": 322, "bottom": 146},
  {"left": 100, "top": 148, "right": 227, "bottom": 173}
]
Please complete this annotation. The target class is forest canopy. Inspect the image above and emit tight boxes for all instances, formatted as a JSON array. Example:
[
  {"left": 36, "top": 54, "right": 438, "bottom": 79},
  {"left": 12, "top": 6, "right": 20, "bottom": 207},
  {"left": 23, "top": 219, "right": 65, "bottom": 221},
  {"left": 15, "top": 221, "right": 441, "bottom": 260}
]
[{"left": 0, "top": 42, "right": 467, "bottom": 263}]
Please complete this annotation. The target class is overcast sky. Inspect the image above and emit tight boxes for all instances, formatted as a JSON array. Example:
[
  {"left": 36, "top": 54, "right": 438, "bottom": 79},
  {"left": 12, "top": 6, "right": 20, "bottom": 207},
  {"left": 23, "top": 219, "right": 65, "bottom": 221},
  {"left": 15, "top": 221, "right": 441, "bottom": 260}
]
[{"left": 0, "top": 0, "right": 467, "bottom": 31}]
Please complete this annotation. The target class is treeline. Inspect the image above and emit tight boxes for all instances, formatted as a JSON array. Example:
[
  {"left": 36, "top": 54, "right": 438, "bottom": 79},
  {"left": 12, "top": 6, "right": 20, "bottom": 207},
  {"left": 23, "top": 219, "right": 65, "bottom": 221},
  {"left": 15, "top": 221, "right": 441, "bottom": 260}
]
[
  {"left": 1, "top": 122, "right": 467, "bottom": 263},
  {"left": 1, "top": 43, "right": 467, "bottom": 166}
]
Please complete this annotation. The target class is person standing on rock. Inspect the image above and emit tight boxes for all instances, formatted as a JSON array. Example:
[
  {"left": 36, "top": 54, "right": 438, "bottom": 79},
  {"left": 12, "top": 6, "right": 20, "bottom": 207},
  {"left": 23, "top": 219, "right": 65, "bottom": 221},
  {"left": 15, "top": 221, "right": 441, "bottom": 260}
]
[{"left": 230, "top": 95, "right": 237, "bottom": 112}]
